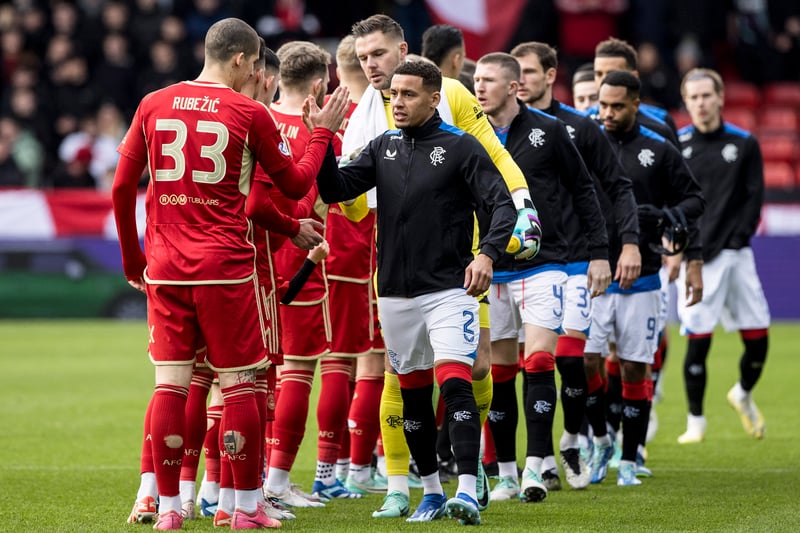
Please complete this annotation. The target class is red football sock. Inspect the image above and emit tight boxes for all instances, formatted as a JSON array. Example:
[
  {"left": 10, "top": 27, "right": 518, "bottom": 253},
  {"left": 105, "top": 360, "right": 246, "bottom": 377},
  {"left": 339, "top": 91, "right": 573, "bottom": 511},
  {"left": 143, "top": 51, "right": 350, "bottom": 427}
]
[
  {"left": 482, "top": 420, "right": 497, "bottom": 464},
  {"left": 180, "top": 371, "right": 213, "bottom": 482},
  {"left": 337, "top": 380, "right": 356, "bottom": 463},
  {"left": 220, "top": 382, "right": 261, "bottom": 490},
  {"left": 203, "top": 404, "right": 223, "bottom": 483},
  {"left": 150, "top": 384, "right": 189, "bottom": 498},
  {"left": 140, "top": 396, "right": 154, "bottom": 474},
  {"left": 348, "top": 376, "right": 384, "bottom": 466},
  {"left": 255, "top": 369, "right": 270, "bottom": 478},
  {"left": 317, "top": 359, "right": 353, "bottom": 464},
  {"left": 268, "top": 369, "right": 313, "bottom": 471},
  {"left": 219, "top": 449, "right": 232, "bottom": 490}
]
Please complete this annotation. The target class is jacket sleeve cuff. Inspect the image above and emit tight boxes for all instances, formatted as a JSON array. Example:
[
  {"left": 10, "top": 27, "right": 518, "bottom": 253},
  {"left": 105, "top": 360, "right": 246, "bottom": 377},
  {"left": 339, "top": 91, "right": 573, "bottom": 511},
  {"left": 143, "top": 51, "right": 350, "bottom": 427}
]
[
  {"left": 479, "top": 244, "right": 502, "bottom": 263},
  {"left": 685, "top": 247, "right": 703, "bottom": 262},
  {"left": 589, "top": 245, "right": 609, "bottom": 261},
  {"left": 620, "top": 231, "right": 640, "bottom": 246}
]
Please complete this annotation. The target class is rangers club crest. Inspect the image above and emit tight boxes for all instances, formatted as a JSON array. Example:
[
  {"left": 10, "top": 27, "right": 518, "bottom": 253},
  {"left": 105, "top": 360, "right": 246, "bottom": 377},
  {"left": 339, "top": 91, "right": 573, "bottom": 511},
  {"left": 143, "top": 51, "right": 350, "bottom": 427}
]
[
  {"left": 638, "top": 148, "right": 655, "bottom": 167},
  {"left": 722, "top": 143, "right": 738, "bottom": 163},
  {"left": 430, "top": 146, "right": 446, "bottom": 166},
  {"left": 452, "top": 410, "right": 473, "bottom": 422},
  {"left": 529, "top": 128, "right": 546, "bottom": 147}
]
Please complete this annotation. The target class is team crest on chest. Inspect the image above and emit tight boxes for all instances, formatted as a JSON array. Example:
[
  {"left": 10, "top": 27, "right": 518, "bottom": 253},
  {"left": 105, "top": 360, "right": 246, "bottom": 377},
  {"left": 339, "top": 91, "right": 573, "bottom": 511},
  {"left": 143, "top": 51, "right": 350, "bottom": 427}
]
[
  {"left": 430, "top": 146, "right": 446, "bottom": 166},
  {"left": 566, "top": 125, "right": 576, "bottom": 140},
  {"left": 529, "top": 128, "right": 546, "bottom": 147},
  {"left": 638, "top": 148, "right": 655, "bottom": 167},
  {"left": 682, "top": 146, "right": 693, "bottom": 159},
  {"left": 721, "top": 143, "right": 738, "bottom": 163}
]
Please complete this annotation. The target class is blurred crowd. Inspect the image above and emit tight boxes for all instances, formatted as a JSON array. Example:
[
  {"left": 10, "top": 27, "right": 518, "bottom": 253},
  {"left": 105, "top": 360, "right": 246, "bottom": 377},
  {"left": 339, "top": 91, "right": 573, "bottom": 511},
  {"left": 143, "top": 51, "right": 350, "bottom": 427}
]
[{"left": 1, "top": 0, "right": 798, "bottom": 190}]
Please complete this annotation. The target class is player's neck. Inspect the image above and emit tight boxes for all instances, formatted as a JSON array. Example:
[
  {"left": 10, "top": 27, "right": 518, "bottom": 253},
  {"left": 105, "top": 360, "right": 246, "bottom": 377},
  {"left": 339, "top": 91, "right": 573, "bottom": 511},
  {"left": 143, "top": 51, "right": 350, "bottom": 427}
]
[
  {"left": 272, "top": 91, "right": 309, "bottom": 114},
  {"left": 487, "top": 99, "right": 518, "bottom": 130},
  {"left": 695, "top": 115, "right": 721, "bottom": 134},
  {"left": 529, "top": 90, "right": 553, "bottom": 111},
  {"left": 339, "top": 76, "right": 367, "bottom": 103},
  {"left": 195, "top": 64, "right": 233, "bottom": 88}
]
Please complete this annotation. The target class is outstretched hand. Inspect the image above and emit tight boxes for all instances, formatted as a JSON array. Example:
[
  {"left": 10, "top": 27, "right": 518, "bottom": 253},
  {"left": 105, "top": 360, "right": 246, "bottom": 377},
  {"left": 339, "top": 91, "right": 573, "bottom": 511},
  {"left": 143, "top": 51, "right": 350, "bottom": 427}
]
[{"left": 303, "top": 86, "right": 351, "bottom": 133}]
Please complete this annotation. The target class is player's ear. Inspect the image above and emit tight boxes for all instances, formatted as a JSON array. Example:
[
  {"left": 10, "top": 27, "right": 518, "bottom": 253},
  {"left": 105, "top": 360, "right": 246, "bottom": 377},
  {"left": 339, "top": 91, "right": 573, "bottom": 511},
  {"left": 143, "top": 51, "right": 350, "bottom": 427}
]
[
  {"left": 399, "top": 41, "right": 408, "bottom": 61},
  {"left": 430, "top": 90, "right": 441, "bottom": 108},
  {"left": 233, "top": 51, "right": 245, "bottom": 67}
]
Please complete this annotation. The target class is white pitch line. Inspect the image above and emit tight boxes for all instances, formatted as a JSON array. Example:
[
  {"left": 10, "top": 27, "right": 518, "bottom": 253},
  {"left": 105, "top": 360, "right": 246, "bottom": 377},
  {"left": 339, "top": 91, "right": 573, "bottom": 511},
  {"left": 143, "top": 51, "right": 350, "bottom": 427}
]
[{"left": 1, "top": 465, "right": 133, "bottom": 471}]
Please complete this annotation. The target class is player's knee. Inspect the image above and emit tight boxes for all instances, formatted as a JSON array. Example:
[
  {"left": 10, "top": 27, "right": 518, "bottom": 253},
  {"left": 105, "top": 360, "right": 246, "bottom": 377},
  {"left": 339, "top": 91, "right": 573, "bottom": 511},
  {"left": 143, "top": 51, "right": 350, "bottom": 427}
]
[
  {"left": 440, "top": 377, "right": 478, "bottom": 420},
  {"left": 556, "top": 355, "right": 586, "bottom": 386},
  {"left": 524, "top": 350, "right": 555, "bottom": 374},
  {"left": 471, "top": 357, "right": 490, "bottom": 380}
]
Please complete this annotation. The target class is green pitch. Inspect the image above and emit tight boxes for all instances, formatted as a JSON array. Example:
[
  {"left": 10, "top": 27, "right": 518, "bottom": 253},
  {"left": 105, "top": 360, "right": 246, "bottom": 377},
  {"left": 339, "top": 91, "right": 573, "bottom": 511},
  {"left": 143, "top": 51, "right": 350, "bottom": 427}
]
[{"left": 2, "top": 321, "right": 799, "bottom": 532}]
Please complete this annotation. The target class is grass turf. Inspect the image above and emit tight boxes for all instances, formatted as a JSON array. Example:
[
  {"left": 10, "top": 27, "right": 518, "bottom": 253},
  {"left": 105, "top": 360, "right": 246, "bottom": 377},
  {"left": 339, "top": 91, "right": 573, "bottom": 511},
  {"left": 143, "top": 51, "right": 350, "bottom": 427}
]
[{"left": 1, "top": 320, "right": 799, "bottom": 532}]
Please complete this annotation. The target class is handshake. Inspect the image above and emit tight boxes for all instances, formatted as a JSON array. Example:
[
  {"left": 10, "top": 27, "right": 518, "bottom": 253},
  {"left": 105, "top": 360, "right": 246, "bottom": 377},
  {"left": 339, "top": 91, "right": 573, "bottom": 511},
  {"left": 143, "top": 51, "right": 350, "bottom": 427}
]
[{"left": 506, "top": 207, "right": 542, "bottom": 260}]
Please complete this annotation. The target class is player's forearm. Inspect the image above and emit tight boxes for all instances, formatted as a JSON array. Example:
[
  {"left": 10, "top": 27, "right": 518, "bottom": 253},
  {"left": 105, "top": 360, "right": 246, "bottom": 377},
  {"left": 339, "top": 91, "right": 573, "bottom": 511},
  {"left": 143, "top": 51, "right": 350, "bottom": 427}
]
[
  {"left": 280, "top": 259, "right": 317, "bottom": 304},
  {"left": 272, "top": 129, "right": 334, "bottom": 200},
  {"left": 111, "top": 155, "right": 147, "bottom": 279},
  {"left": 246, "top": 181, "right": 300, "bottom": 237}
]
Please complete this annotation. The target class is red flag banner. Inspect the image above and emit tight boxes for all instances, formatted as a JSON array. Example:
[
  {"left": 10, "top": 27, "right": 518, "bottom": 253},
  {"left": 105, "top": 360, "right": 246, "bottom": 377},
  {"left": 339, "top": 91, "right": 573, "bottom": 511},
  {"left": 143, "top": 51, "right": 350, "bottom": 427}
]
[{"left": 426, "top": 0, "right": 527, "bottom": 59}]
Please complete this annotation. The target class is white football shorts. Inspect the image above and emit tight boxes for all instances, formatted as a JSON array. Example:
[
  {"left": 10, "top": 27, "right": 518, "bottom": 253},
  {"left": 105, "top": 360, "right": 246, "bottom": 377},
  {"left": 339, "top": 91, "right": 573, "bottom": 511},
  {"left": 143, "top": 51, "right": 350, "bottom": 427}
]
[
  {"left": 584, "top": 290, "right": 661, "bottom": 364},
  {"left": 489, "top": 269, "right": 567, "bottom": 342},
  {"left": 379, "top": 288, "right": 479, "bottom": 375},
  {"left": 561, "top": 273, "right": 592, "bottom": 335},
  {"left": 677, "top": 247, "right": 770, "bottom": 335}
]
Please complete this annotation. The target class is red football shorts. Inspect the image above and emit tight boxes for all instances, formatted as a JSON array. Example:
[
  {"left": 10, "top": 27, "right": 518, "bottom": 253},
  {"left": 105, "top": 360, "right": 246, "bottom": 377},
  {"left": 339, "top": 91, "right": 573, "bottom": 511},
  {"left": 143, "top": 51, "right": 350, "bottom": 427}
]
[
  {"left": 278, "top": 299, "right": 331, "bottom": 359},
  {"left": 257, "top": 283, "right": 282, "bottom": 366},
  {"left": 328, "top": 279, "right": 373, "bottom": 357},
  {"left": 146, "top": 281, "right": 269, "bottom": 371}
]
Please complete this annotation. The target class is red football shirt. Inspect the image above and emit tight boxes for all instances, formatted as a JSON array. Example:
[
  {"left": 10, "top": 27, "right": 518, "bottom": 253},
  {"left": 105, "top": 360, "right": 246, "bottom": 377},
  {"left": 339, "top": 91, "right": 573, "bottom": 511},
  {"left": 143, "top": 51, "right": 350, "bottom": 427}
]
[
  {"left": 118, "top": 81, "right": 303, "bottom": 283},
  {"left": 325, "top": 101, "right": 374, "bottom": 281},
  {"left": 269, "top": 108, "right": 326, "bottom": 302}
]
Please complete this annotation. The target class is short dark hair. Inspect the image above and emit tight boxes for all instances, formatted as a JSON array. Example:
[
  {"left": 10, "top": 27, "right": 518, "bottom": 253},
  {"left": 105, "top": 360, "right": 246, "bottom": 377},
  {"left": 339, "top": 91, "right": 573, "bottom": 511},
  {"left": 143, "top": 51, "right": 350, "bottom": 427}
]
[
  {"left": 510, "top": 41, "right": 558, "bottom": 72},
  {"left": 392, "top": 60, "right": 442, "bottom": 93},
  {"left": 351, "top": 14, "right": 404, "bottom": 42},
  {"left": 254, "top": 37, "right": 267, "bottom": 69},
  {"left": 264, "top": 46, "right": 280, "bottom": 72},
  {"left": 572, "top": 62, "right": 594, "bottom": 87},
  {"left": 595, "top": 37, "right": 638, "bottom": 70},
  {"left": 601, "top": 70, "right": 640, "bottom": 99},
  {"left": 421, "top": 24, "right": 463, "bottom": 67},
  {"left": 477, "top": 52, "right": 521, "bottom": 82},
  {"left": 204, "top": 18, "right": 259, "bottom": 63}
]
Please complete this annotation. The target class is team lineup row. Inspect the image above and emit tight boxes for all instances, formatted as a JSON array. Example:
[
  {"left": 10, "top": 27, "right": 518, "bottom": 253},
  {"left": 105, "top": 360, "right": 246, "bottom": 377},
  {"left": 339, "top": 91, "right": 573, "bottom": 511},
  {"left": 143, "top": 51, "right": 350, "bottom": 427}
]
[{"left": 113, "top": 13, "right": 770, "bottom": 531}]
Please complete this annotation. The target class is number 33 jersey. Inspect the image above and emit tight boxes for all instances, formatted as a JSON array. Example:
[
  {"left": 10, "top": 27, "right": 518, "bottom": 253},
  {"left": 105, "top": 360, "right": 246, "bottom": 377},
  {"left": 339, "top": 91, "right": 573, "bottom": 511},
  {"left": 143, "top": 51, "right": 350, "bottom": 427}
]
[{"left": 118, "top": 80, "right": 294, "bottom": 284}]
